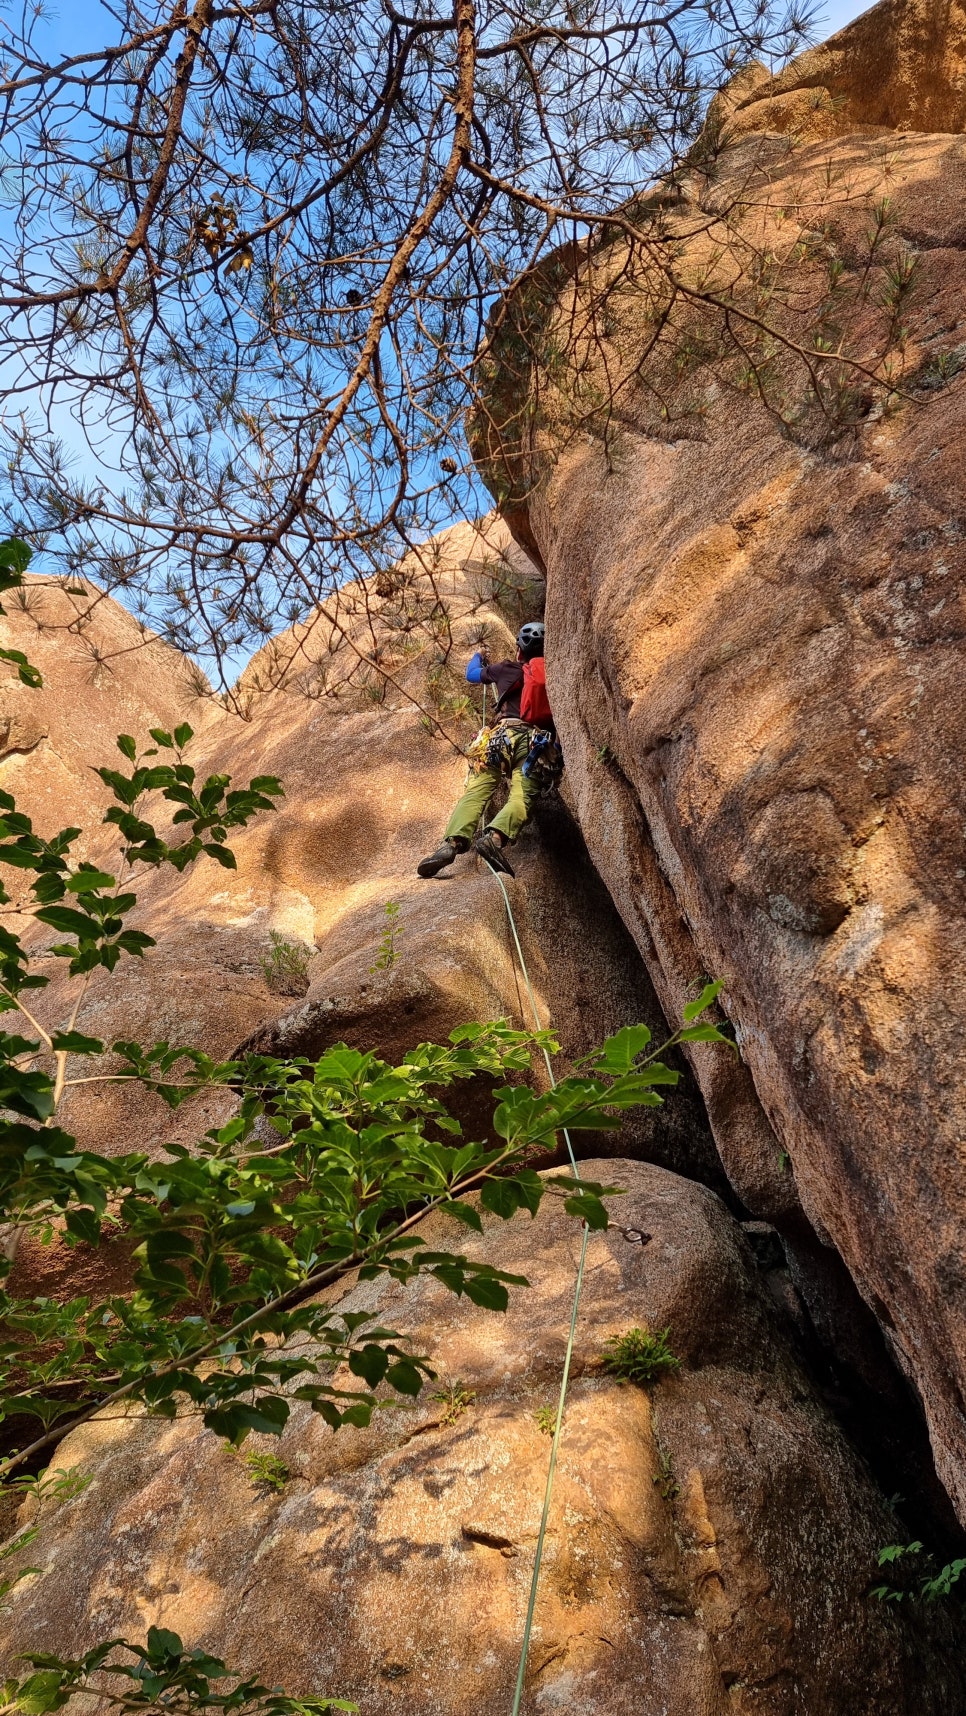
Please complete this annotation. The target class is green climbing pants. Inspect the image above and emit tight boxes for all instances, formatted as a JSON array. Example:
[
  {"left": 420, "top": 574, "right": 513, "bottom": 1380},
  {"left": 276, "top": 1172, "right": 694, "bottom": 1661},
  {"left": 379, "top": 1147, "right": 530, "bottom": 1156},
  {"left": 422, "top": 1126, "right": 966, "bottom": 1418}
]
[{"left": 444, "top": 731, "right": 539, "bottom": 845}]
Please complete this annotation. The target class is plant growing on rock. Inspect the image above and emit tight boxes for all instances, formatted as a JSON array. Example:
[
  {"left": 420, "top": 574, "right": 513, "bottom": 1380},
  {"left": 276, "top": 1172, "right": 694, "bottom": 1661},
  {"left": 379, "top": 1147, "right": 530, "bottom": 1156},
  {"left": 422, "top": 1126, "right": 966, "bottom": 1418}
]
[
  {"left": 243, "top": 1451, "right": 290, "bottom": 1494},
  {"left": 601, "top": 1326, "right": 681, "bottom": 1386},
  {"left": 260, "top": 932, "right": 312, "bottom": 997},
  {"left": 369, "top": 900, "right": 403, "bottom": 973},
  {"left": 430, "top": 1382, "right": 475, "bottom": 1427},
  {"left": 652, "top": 1446, "right": 680, "bottom": 1501}
]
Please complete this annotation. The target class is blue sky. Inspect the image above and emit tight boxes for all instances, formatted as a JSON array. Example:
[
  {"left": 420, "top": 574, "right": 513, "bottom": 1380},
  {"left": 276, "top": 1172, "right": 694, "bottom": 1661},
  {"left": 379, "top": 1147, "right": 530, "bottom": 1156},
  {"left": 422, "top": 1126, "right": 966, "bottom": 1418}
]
[
  {"left": 39, "top": 0, "right": 872, "bottom": 54},
  {"left": 823, "top": 0, "right": 870, "bottom": 32}
]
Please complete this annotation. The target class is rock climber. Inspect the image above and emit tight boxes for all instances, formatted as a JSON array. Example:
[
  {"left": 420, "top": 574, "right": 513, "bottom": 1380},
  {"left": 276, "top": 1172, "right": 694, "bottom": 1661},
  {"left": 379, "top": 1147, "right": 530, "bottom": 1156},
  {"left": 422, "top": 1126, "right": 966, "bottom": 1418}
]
[{"left": 416, "top": 620, "right": 560, "bottom": 880}]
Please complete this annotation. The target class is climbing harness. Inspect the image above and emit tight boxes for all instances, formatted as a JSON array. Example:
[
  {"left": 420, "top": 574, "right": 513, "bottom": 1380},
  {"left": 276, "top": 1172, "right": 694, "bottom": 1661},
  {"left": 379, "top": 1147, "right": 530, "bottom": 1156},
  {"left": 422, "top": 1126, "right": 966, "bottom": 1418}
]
[
  {"left": 466, "top": 718, "right": 563, "bottom": 790},
  {"left": 481, "top": 861, "right": 590, "bottom": 1716}
]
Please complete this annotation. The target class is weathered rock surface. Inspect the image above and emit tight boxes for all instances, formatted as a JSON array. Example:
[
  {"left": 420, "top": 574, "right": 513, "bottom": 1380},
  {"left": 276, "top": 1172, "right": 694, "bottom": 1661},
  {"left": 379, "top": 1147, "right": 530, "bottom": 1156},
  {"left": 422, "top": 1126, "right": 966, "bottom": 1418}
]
[
  {"left": 720, "top": 0, "right": 966, "bottom": 143},
  {"left": 3, "top": 1159, "right": 960, "bottom": 1714},
  {"left": 477, "top": 0, "right": 966, "bottom": 1523}
]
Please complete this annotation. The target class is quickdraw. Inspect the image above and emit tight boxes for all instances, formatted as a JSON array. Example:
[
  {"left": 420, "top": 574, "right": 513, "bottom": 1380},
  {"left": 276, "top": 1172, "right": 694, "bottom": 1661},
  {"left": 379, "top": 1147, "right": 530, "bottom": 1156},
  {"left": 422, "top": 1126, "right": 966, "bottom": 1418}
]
[{"left": 521, "top": 727, "right": 563, "bottom": 788}]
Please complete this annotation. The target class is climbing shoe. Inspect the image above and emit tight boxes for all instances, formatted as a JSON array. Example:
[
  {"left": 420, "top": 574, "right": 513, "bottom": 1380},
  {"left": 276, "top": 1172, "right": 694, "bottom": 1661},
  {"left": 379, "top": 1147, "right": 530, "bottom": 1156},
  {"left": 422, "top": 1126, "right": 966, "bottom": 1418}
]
[
  {"left": 473, "top": 831, "right": 515, "bottom": 877},
  {"left": 417, "top": 837, "right": 465, "bottom": 878}
]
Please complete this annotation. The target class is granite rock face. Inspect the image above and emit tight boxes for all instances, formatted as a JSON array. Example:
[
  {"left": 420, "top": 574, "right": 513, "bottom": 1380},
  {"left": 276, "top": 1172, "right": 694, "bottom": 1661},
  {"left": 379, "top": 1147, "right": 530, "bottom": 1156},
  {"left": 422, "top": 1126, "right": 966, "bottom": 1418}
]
[
  {"left": 719, "top": 0, "right": 966, "bottom": 142},
  {"left": 2, "top": 1160, "right": 959, "bottom": 1716},
  {"left": 477, "top": 0, "right": 966, "bottom": 1522}
]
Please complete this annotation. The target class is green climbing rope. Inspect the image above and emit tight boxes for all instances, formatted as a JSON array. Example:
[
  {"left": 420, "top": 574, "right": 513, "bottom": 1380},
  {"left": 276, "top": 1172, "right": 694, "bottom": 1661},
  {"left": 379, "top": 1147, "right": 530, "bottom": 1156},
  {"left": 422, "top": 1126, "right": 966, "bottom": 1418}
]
[{"left": 483, "top": 863, "right": 590, "bottom": 1716}]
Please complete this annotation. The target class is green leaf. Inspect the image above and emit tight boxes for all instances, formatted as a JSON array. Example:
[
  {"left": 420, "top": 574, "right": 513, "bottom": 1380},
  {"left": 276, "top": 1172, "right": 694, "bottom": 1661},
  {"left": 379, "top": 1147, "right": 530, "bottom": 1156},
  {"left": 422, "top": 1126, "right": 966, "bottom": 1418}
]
[
  {"left": 462, "top": 1275, "right": 509, "bottom": 1311},
  {"left": 348, "top": 1345, "right": 389, "bottom": 1386},
  {"left": 0, "top": 649, "right": 43, "bottom": 689},
  {"left": 923, "top": 1557, "right": 966, "bottom": 1600},
  {"left": 441, "top": 1200, "right": 483, "bottom": 1232},
  {"left": 34, "top": 906, "right": 102, "bottom": 939},
  {"left": 149, "top": 730, "right": 174, "bottom": 748},
  {"left": 677, "top": 1023, "right": 733, "bottom": 1045},
  {"left": 9, "top": 1668, "right": 68, "bottom": 1714},
  {"left": 877, "top": 1542, "right": 923, "bottom": 1565},
  {"left": 115, "top": 929, "right": 155, "bottom": 955},
  {"left": 50, "top": 1031, "right": 105, "bottom": 1054},
  {"left": 144, "top": 1627, "right": 183, "bottom": 1660},
  {"left": 203, "top": 844, "right": 237, "bottom": 869},
  {"left": 31, "top": 873, "right": 67, "bottom": 904},
  {"left": 64, "top": 1208, "right": 102, "bottom": 1246},
  {"left": 385, "top": 1359, "right": 424, "bottom": 1396},
  {"left": 0, "top": 1066, "right": 54, "bottom": 1121},
  {"left": 563, "top": 1191, "right": 610, "bottom": 1230},
  {"left": 65, "top": 871, "right": 115, "bottom": 894},
  {"left": 683, "top": 981, "right": 722, "bottom": 1022},
  {"left": 0, "top": 845, "right": 45, "bottom": 869},
  {"left": 204, "top": 1395, "right": 290, "bottom": 1444},
  {"left": 0, "top": 539, "right": 31, "bottom": 576},
  {"left": 479, "top": 1178, "right": 527, "bottom": 1220},
  {"left": 116, "top": 736, "right": 138, "bottom": 762},
  {"left": 96, "top": 768, "right": 146, "bottom": 806},
  {"left": 173, "top": 723, "right": 193, "bottom": 748},
  {"left": 586, "top": 1023, "right": 651, "bottom": 1072}
]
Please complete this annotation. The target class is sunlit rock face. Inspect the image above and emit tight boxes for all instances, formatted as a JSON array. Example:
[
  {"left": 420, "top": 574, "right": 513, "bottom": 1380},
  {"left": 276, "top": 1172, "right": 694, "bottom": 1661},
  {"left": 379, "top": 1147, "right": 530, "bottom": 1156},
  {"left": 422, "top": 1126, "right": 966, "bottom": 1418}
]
[
  {"left": 476, "top": 0, "right": 966, "bottom": 1523},
  {"left": 3, "top": 1160, "right": 962, "bottom": 1714}
]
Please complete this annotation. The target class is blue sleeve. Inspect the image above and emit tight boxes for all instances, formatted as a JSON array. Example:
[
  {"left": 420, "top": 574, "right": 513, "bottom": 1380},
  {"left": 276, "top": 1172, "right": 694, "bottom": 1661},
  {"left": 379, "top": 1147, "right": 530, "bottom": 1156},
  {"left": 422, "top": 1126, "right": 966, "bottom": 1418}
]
[{"left": 465, "top": 652, "right": 484, "bottom": 684}]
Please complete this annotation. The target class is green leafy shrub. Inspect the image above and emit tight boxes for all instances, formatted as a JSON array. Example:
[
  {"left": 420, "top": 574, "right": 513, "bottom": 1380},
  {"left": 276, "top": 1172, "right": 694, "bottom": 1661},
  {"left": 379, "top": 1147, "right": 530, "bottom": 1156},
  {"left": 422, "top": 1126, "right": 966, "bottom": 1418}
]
[
  {"left": 652, "top": 1446, "right": 679, "bottom": 1501},
  {"left": 244, "top": 1451, "right": 290, "bottom": 1493},
  {"left": 1, "top": 1467, "right": 91, "bottom": 1507},
  {"left": 601, "top": 1326, "right": 680, "bottom": 1386},
  {"left": 1, "top": 1626, "right": 356, "bottom": 1714},
  {"left": 872, "top": 1541, "right": 966, "bottom": 1604}
]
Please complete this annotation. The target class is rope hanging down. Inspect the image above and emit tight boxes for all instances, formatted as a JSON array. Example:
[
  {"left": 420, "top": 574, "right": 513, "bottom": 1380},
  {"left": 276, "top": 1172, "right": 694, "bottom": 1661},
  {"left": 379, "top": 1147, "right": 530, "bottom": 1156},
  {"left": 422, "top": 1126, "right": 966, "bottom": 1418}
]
[{"left": 481, "top": 862, "right": 591, "bottom": 1716}]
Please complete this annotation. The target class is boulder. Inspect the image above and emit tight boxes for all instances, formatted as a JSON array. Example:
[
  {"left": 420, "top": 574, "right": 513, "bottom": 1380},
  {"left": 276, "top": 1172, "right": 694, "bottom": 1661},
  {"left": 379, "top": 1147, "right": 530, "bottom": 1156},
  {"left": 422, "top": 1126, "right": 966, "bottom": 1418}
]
[{"left": 2, "top": 1160, "right": 959, "bottom": 1714}]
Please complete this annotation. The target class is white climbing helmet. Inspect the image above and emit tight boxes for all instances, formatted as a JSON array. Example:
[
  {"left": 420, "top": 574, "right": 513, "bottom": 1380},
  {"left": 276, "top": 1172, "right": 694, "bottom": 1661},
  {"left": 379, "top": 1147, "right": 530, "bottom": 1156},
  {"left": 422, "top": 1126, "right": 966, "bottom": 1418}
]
[{"left": 517, "top": 621, "right": 545, "bottom": 654}]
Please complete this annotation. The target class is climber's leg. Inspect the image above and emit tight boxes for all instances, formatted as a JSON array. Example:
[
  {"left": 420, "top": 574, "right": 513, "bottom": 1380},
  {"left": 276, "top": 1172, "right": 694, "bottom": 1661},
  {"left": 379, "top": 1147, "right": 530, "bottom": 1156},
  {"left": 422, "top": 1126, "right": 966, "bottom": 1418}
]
[
  {"left": 486, "top": 761, "right": 539, "bottom": 845},
  {"left": 418, "top": 768, "right": 500, "bottom": 877},
  {"left": 443, "top": 767, "right": 500, "bottom": 844}
]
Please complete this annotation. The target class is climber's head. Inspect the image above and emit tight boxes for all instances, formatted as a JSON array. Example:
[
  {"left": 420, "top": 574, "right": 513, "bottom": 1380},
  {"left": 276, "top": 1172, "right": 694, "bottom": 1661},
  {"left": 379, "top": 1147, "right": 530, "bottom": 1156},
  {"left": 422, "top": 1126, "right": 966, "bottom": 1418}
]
[{"left": 516, "top": 620, "right": 545, "bottom": 662}]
